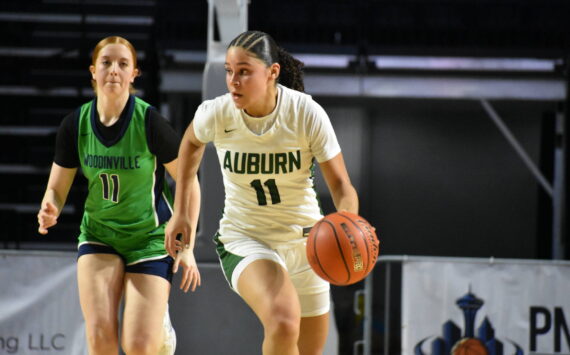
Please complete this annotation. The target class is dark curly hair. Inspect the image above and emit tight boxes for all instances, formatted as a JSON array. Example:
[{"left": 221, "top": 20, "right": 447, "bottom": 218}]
[{"left": 228, "top": 31, "right": 305, "bottom": 92}]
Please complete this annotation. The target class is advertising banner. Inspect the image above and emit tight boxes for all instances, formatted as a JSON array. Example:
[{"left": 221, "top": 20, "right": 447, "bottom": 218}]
[
  {"left": 402, "top": 258, "right": 570, "bottom": 355},
  {"left": 0, "top": 251, "right": 86, "bottom": 355}
]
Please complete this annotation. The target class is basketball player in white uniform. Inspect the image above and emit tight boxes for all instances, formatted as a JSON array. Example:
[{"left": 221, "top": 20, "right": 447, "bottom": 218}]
[{"left": 166, "top": 31, "right": 359, "bottom": 355}]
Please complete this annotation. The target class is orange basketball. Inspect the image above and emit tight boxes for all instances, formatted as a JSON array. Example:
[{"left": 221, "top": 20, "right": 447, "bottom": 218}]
[
  {"left": 451, "top": 338, "right": 489, "bottom": 355},
  {"left": 306, "top": 212, "right": 380, "bottom": 286}
]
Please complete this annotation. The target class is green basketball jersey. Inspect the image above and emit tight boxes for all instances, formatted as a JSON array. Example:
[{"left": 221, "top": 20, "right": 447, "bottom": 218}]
[{"left": 76, "top": 96, "right": 174, "bottom": 262}]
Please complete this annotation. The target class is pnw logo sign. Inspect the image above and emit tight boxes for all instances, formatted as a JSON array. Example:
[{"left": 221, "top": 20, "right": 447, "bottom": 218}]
[{"left": 414, "top": 289, "right": 524, "bottom": 355}]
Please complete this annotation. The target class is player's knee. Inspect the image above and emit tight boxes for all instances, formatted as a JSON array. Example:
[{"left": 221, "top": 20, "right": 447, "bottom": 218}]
[
  {"left": 85, "top": 323, "right": 117, "bottom": 352},
  {"left": 122, "top": 334, "right": 160, "bottom": 355},
  {"left": 265, "top": 310, "right": 300, "bottom": 343},
  {"left": 267, "top": 317, "right": 300, "bottom": 343}
]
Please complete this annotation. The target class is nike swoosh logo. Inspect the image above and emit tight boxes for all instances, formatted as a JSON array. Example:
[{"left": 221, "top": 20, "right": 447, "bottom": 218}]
[{"left": 224, "top": 128, "right": 236, "bottom": 133}]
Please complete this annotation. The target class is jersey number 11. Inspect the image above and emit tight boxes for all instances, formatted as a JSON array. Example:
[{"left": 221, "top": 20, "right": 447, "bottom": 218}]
[
  {"left": 250, "top": 179, "right": 281, "bottom": 206},
  {"left": 100, "top": 173, "right": 120, "bottom": 203}
]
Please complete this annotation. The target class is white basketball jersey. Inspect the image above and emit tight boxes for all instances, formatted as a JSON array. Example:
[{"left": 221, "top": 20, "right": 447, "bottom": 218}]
[{"left": 193, "top": 85, "right": 341, "bottom": 245}]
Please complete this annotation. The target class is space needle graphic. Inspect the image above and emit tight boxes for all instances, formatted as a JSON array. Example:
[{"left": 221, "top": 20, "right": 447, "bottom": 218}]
[{"left": 414, "top": 287, "right": 523, "bottom": 355}]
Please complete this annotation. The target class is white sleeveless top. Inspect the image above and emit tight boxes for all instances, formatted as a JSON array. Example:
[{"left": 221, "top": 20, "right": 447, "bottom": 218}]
[{"left": 193, "top": 85, "right": 341, "bottom": 246}]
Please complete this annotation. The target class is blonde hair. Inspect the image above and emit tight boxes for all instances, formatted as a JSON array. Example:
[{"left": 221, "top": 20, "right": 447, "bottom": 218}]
[{"left": 90, "top": 36, "right": 140, "bottom": 94}]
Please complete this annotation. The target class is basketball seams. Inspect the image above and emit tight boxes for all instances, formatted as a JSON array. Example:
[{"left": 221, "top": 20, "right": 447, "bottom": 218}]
[
  {"left": 310, "top": 221, "right": 342, "bottom": 284},
  {"left": 337, "top": 212, "right": 372, "bottom": 275},
  {"left": 307, "top": 211, "right": 379, "bottom": 286},
  {"left": 322, "top": 219, "right": 351, "bottom": 284}
]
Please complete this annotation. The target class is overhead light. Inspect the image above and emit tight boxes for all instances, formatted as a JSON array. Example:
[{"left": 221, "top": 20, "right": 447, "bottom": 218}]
[
  {"left": 373, "top": 56, "right": 558, "bottom": 72},
  {"left": 293, "top": 54, "right": 354, "bottom": 69}
]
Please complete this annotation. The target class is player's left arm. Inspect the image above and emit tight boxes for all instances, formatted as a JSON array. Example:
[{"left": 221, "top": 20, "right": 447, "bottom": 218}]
[{"left": 319, "top": 152, "right": 359, "bottom": 215}]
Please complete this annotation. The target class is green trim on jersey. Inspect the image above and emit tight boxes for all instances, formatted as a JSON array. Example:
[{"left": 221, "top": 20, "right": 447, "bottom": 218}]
[
  {"left": 214, "top": 233, "right": 244, "bottom": 288},
  {"left": 309, "top": 160, "right": 324, "bottom": 215},
  {"left": 76, "top": 96, "right": 173, "bottom": 263}
]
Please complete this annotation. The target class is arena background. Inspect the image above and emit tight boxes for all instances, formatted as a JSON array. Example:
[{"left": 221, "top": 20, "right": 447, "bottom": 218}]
[{"left": 0, "top": 1, "right": 569, "bottom": 354}]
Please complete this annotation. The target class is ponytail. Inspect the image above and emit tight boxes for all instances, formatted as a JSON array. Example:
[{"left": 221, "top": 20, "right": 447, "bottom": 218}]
[{"left": 276, "top": 47, "right": 305, "bottom": 92}]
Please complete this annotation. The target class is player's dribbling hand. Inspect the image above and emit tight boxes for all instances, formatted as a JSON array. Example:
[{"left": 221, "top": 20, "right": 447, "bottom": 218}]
[
  {"left": 37, "top": 201, "right": 59, "bottom": 235},
  {"left": 173, "top": 248, "right": 201, "bottom": 292}
]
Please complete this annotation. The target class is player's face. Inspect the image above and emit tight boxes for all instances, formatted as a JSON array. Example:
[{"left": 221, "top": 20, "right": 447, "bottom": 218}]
[
  {"left": 224, "top": 47, "right": 279, "bottom": 116},
  {"left": 90, "top": 43, "right": 138, "bottom": 96}
]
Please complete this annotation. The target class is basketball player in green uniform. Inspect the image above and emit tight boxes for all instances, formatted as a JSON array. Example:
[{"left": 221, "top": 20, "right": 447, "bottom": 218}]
[
  {"left": 37, "top": 36, "right": 201, "bottom": 355},
  {"left": 166, "top": 31, "right": 359, "bottom": 355}
]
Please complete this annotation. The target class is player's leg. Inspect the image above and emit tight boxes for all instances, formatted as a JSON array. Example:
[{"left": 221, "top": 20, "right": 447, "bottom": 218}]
[
  {"left": 121, "top": 260, "right": 171, "bottom": 355},
  {"left": 298, "top": 313, "right": 329, "bottom": 355},
  {"left": 77, "top": 252, "right": 124, "bottom": 355},
  {"left": 239, "top": 259, "right": 302, "bottom": 355},
  {"left": 286, "top": 242, "right": 331, "bottom": 355}
]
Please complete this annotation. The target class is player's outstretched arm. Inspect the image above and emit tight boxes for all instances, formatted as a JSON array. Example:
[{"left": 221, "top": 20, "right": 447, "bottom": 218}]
[
  {"left": 165, "top": 157, "right": 202, "bottom": 291},
  {"left": 38, "top": 163, "right": 77, "bottom": 234},
  {"left": 165, "top": 122, "right": 205, "bottom": 257}
]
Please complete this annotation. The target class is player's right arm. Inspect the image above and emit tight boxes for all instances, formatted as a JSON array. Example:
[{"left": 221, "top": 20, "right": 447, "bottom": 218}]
[
  {"left": 165, "top": 121, "right": 206, "bottom": 256},
  {"left": 38, "top": 163, "right": 77, "bottom": 234}
]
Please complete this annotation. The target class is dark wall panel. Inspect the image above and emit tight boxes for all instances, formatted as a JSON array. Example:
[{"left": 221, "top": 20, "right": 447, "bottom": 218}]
[{"left": 319, "top": 98, "right": 555, "bottom": 259}]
